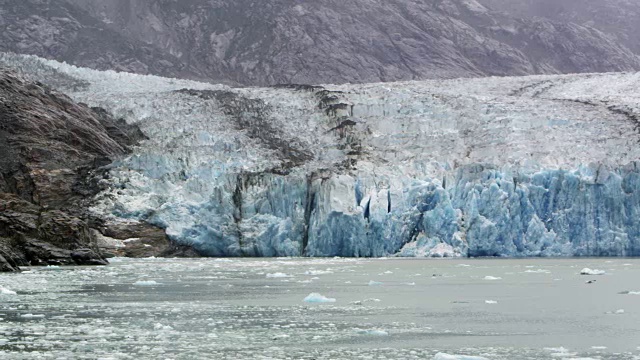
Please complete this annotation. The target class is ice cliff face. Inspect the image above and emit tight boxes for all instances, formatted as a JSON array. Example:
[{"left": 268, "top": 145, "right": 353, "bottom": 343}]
[{"left": 3, "top": 53, "right": 640, "bottom": 257}]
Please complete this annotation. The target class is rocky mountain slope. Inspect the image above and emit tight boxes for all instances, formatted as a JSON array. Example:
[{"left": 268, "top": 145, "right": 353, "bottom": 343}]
[
  {"left": 0, "top": 65, "right": 186, "bottom": 271},
  {"left": 0, "top": 0, "right": 206, "bottom": 80},
  {"left": 478, "top": 0, "right": 640, "bottom": 54},
  {"left": 2, "top": 0, "right": 640, "bottom": 85},
  {"left": 3, "top": 53, "right": 639, "bottom": 259}
]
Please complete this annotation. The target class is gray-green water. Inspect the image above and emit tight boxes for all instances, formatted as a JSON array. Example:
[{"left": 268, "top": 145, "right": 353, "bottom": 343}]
[{"left": 1, "top": 258, "right": 639, "bottom": 359}]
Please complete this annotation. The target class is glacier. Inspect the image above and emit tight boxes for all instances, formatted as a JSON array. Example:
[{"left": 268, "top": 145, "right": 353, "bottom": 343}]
[{"left": 2, "top": 53, "right": 640, "bottom": 257}]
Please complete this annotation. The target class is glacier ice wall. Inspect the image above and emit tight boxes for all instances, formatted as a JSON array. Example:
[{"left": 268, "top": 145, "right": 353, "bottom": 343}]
[{"left": 2, "top": 53, "right": 640, "bottom": 257}]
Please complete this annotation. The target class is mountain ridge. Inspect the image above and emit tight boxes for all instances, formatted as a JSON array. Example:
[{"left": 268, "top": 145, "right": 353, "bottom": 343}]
[{"left": 2, "top": 0, "right": 639, "bottom": 85}]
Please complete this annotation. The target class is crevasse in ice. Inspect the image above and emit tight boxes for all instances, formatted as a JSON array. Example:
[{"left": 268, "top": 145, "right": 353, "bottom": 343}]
[{"left": 2, "top": 53, "right": 639, "bottom": 257}]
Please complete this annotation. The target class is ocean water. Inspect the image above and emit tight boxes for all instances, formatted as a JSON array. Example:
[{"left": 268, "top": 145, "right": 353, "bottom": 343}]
[{"left": 0, "top": 258, "right": 639, "bottom": 359}]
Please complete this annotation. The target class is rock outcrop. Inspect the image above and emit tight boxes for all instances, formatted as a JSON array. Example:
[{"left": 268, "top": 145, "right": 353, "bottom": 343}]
[
  {"left": 0, "top": 69, "right": 173, "bottom": 271},
  {"left": 2, "top": 0, "right": 639, "bottom": 85},
  {"left": 478, "top": 0, "right": 640, "bottom": 54}
]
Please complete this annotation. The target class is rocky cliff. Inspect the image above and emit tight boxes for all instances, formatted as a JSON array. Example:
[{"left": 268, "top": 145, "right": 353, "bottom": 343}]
[
  {"left": 0, "top": 68, "right": 184, "bottom": 271},
  {"left": 478, "top": 0, "right": 640, "bottom": 54},
  {"left": 2, "top": 0, "right": 640, "bottom": 85}
]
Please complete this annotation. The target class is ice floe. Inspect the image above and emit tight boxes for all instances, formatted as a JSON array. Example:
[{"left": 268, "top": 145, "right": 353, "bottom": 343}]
[
  {"left": 133, "top": 280, "right": 160, "bottom": 286},
  {"left": 483, "top": 276, "right": 502, "bottom": 281},
  {"left": 355, "top": 329, "right": 388, "bottom": 336},
  {"left": 0, "top": 286, "right": 17, "bottom": 296},
  {"left": 433, "top": 353, "right": 489, "bottom": 360},
  {"left": 303, "top": 293, "right": 336, "bottom": 303},
  {"left": 266, "top": 273, "right": 291, "bottom": 278},
  {"left": 580, "top": 268, "right": 605, "bottom": 275}
]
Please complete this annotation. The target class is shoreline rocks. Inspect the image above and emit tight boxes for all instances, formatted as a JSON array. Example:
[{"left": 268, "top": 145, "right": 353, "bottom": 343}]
[{"left": 0, "top": 70, "right": 180, "bottom": 271}]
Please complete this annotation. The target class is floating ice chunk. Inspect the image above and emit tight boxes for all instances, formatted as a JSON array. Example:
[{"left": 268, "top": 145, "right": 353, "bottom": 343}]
[
  {"left": 21, "top": 314, "right": 45, "bottom": 319},
  {"left": 355, "top": 328, "right": 388, "bottom": 336},
  {"left": 485, "top": 300, "right": 498, "bottom": 304},
  {"left": 483, "top": 276, "right": 502, "bottom": 281},
  {"left": 368, "top": 280, "right": 383, "bottom": 286},
  {"left": 605, "top": 309, "right": 625, "bottom": 314},
  {"left": 153, "top": 323, "right": 173, "bottom": 331},
  {"left": 524, "top": 269, "right": 551, "bottom": 274},
  {"left": 433, "top": 353, "right": 489, "bottom": 360},
  {"left": 404, "top": 282, "right": 416, "bottom": 286},
  {"left": 580, "top": 268, "right": 605, "bottom": 275},
  {"left": 383, "top": 270, "right": 393, "bottom": 274},
  {"left": 543, "top": 347, "right": 577, "bottom": 357},
  {"left": 266, "top": 273, "right": 291, "bottom": 278},
  {"left": 619, "top": 290, "right": 640, "bottom": 295},
  {"left": 133, "top": 280, "right": 160, "bottom": 286},
  {"left": 351, "top": 301, "right": 363, "bottom": 305},
  {"left": 0, "top": 286, "right": 17, "bottom": 296},
  {"left": 360, "top": 298, "right": 381, "bottom": 304},
  {"left": 456, "top": 264, "right": 471, "bottom": 267},
  {"left": 214, "top": 259, "right": 233, "bottom": 262},
  {"left": 303, "top": 293, "right": 336, "bottom": 303},
  {"left": 591, "top": 346, "right": 607, "bottom": 350},
  {"left": 304, "top": 270, "right": 332, "bottom": 275}
]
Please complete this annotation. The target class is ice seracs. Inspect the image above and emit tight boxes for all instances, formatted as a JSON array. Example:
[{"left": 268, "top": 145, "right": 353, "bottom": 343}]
[{"left": 2, "top": 52, "right": 640, "bottom": 258}]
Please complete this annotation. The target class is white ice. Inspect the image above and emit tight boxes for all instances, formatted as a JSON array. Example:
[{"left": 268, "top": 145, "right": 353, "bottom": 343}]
[
  {"left": 433, "top": 353, "right": 489, "bottom": 360},
  {"left": 580, "top": 268, "right": 606, "bottom": 275},
  {"left": 303, "top": 293, "right": 336, "bottom": 303}
]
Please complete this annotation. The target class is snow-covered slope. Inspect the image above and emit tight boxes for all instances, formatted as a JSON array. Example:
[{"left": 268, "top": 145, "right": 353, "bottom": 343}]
[{"left": 3, "top": 53, "right": 640, "bottom": 257}]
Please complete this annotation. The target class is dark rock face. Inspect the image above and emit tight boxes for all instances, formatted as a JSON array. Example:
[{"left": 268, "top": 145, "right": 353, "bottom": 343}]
[
  {"left": 478, "top": 0, "right": 640, "bottom": 54},
  {"left": 93, "top": 221, "right": 195, "bottom": 259},
  {"left": 2, "top": 0, "right": 639, "bottom": 85},
  {"left": 0, "top": 0, "right": 205, "bottom": 81},
  {"left": 0, "top": 70, "right": 167, "bottom": 271}
]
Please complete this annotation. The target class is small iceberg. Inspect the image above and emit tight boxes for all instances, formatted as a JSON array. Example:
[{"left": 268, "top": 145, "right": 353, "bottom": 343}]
[
  {"left": 355, "top": 328, "right": 388, "bottom": 336},
  {"left": 433, "top": 353, "right": 489, "bottom": 360},
  {"left": 133, "top": 280, "right": 160, "bottom": 286},
  {"left": 485, "top": 300, "right": 498, "bottom": 304},
  {"left": 368, "top": 280, "right": 383, "bottom": 286},
  {"left": 153, "top": 323, "right": 174, "bottom": 331},
  {"left": 266, "top": 273, "right": 291, "bottom": 278},
  {"left": 483, "top": 276, "right": 502, "bottom": 281},
  {"left": 524, "top": 269, "right": 551, "bottom": 274},
  {"left": 580, "top": 268, "right": 605, "bottom": 275},
  {"left": 364, "top": 298, "right": 381, "bottom": 303},
  {"left": 0, "top": 286, "right": 17, "bottom": 296},
  {"left": 304, "top": 270, "right": 332, "bottom": 275},
  {"left": 303, "top": 293, "right": 336, "bottom": 303},
  {"left": 21, "top": 314, "right": 45, "bottom": 319},
  {"left": 605, "top": 309, "right": 625, "bottom": 315}
]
